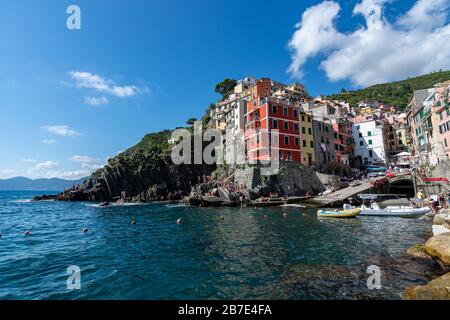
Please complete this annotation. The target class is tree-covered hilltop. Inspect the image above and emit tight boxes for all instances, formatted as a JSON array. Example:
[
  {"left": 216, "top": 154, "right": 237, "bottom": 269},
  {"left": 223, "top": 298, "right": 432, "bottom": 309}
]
[
  {"left": 327, "top": 70, "right": 450, "bottom": 108},
  {"left": 123, "top": 129, "right": 174, "bottom": 156}
]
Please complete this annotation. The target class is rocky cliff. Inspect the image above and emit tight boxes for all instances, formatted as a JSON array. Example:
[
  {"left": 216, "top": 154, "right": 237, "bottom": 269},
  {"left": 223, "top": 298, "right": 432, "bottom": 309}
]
[{"left": 38, "top": 130, "right": 216, "bottom": 202}]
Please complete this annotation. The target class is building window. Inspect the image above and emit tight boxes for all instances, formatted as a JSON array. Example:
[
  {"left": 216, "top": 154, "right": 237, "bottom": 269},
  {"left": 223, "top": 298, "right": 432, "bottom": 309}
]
[
  {"left": 302, "top": 127, "right": 306, "bottom": 134},
  {"left": 272, "top": 105, "right": 277, "bottom": 114},
  {"left": 294, "top": 110, "right": 298, "bottom": 118},
  {"left": 310, "top": 141, "right": 314, "bottom": 148},
  {"left": 283, "top": 108, "right": 288, "bottom": 116},
  {"left": 284, "top": 121, "right": 289, "bottom": 130},
  {"left": 356, "top": 125, "right": 360, "bottom": 130},
  {"left": 360, "top": 141, "right": 363, "bottom": 146},
  {"left": 294, "top": 123, "right": 299, "bottom": 131},
  {"left": 273, "top": 120, "right": 278, "bottom": 129},
  {"left": 369, "top": 139, "right": 373, "bottom": 145},
  {"left": 284, "top": 136, "right": 289, "bottom": 145},
  {"left": 295, "top": 138, "right": 300, "bottom": 145},
  {"left": 368, "top": 131, "right": 372, "bottom": 136},
  {"left": 301, "top": 115, "right": 305, "bottom": 121},
  {"left": 307, "top": 117, "right": 311, "bottom": 123},
  {"left": 308, "top": 128, "right": 312, "bottom": 135},
  {"left": 445, "top": 139, "right": 448, "bottom": 148},
  {"left": 302, "top": 140, "right": 306, "bottom": 147},
  {"left": 369, "top": 150, "right": 373, "bottom": 158}
]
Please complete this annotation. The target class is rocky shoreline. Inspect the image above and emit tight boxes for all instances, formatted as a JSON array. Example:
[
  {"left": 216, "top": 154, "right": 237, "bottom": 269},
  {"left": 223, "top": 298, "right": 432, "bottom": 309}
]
[{"left": 403, "top": 209, "right": 450, "bottom": 300}]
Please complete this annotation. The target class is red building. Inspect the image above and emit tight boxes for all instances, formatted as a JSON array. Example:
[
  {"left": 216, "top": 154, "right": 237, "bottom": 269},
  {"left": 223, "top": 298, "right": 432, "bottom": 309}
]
[
  {"left": 331, "top": 118, "right": 353, "bottom": 166},
  {"left": 245, "top": 96, "right": 302, "bottom": 162}
]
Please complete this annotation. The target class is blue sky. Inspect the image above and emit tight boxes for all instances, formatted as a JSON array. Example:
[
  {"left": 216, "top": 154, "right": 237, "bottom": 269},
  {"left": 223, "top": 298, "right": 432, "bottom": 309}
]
[{"left": 0, "top": 0, "right": 448, "bottom": 179}]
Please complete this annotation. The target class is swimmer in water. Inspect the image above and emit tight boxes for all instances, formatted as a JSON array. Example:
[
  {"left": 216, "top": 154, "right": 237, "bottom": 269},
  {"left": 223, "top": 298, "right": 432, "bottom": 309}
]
[
  {"left": 82, "top": 227, "right": 88, "bottom": 233},
  {"left": 176, "top": 218, "right": 182, "bottom": 224}
]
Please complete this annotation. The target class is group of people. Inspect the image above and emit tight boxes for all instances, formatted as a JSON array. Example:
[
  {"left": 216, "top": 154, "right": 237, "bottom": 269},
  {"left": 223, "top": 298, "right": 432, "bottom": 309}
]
[
  {"left": 414, "top": 190, "right": 450, "bottom": 213},
  {"left": 197, "top": 175, "right": 247, "bottom": 194}
]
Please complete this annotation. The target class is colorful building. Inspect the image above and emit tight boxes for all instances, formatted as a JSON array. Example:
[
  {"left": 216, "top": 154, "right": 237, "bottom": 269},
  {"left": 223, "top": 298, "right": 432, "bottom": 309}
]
[
  {"left": 312, "top": 117, "right": 336, "bottom": 170},
  {"left": 331, "top": 118, "right": 353, "bottom": 166},
  {"left": 300, "top": 111, "right": 315, "bottom": 167},
  {"left": 245, "top": 97, "right": 301, "bottom": 162}
]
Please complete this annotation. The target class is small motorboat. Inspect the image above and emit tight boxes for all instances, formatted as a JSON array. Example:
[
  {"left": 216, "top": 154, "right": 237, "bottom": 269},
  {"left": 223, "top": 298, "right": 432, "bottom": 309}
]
[
  {"left": 360, "top": 204, "right": 431, "bottom": 217},
  {"left": 357, "top": 194, "right": 431, "bottom": 218},
  {"left": 317, "top": 208, "right": 361, "bottom": 218}
]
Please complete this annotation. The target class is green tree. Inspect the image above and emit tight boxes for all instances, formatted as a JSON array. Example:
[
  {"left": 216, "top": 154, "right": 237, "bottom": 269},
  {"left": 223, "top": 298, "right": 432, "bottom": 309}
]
[
  {"left": 186, "top": 118, "right": 197, "bottom": 126},
  {"left": 215, "top": 78, "right": 237, "bottom": 99}
]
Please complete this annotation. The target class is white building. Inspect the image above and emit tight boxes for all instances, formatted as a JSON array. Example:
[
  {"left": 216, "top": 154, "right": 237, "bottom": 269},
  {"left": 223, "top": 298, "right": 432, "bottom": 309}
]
[{"left": 352, "top": 120, "right": 388, "bottom": 166}]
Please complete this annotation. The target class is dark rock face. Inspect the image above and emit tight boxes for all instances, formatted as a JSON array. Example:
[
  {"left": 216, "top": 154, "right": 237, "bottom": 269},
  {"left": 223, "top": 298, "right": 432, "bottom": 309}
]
[
  {"left": 55, "top": 153, "right": 215, "bottom": 202},
  {"left": 32, "top": 194, "right": 58, "bottom": 201}
]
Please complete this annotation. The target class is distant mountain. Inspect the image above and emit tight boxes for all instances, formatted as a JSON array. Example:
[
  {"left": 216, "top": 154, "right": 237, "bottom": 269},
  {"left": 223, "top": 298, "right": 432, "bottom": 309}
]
[
  {"left": 327, "top": 70, "right": 450, "bottom": 108},
  {"left": 0, "top": 176, "right": 87, "bottom": 191}
]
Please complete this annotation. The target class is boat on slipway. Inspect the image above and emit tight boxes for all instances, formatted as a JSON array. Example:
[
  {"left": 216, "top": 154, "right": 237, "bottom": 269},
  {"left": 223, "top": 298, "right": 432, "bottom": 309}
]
[{"left": 356, "top": 194, "right": 431, "bottom": 218}]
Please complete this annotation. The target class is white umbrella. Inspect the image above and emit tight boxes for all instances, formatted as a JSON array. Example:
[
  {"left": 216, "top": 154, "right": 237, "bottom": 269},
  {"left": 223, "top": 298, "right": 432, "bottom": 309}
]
[{"left": 396, "top": 152, "right": 411, "bottom": 157}]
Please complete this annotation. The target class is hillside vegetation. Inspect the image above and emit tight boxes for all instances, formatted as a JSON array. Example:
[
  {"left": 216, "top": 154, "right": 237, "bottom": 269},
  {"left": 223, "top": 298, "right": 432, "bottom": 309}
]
[{"left": 327, "top": 70, "right": 450, "bottom": 108}]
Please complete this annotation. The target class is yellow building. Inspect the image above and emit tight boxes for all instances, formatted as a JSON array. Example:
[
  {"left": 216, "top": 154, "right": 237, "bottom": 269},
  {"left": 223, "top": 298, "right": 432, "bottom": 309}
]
[{"left": 300, "top": 111, "right": 315, "bottom": 166}]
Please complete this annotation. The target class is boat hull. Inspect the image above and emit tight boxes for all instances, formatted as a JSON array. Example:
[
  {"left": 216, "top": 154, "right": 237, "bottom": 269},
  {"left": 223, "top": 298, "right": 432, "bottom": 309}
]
[
  {"left": 360, "top": 207, "right": 431, "bottom": 217},
  {"left": 317, "top": 208, "right": 361, "bottom": 218}
]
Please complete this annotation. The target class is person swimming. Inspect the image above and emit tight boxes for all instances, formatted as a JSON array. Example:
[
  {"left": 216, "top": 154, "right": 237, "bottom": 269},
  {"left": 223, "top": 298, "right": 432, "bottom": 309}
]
[
  {"left": 24, "top": 230, "right": 30, "bottom": 236},
  {"left": 82, "top": 227, "right": 88, "bottom": 233},
  {"left": 176, "top": 218, "right": 182, "bottom": 224}
]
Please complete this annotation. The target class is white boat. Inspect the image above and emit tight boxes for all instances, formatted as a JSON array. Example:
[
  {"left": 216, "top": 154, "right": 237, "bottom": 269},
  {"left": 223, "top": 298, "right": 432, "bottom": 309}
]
[
  {"left": 354, "top": 194, "right": 432, "bottom": 218},
  {"left": 360, "top": 203, "right": 431, "bottom": 217}
]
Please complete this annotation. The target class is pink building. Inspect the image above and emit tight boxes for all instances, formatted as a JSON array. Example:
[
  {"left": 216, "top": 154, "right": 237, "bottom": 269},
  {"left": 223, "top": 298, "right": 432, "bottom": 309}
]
[{"left": 435, "top": 82, "right": 450, "bottom": 160}]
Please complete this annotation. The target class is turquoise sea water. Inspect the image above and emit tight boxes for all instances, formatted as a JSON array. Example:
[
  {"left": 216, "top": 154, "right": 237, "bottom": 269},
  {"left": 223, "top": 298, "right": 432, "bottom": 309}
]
[{"left": 0, "top": 191, "right": 436, "bottom": 300}]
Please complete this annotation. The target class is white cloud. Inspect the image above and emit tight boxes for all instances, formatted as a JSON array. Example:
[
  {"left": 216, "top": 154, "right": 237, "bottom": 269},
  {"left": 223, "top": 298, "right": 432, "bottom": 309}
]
[
  {"left": 288, "top": 0, "right": 450, "bottom": 87},
  {"left": 20, "top": 158, "right": 37, "bottom": 163},
  {"left": 70, "top": 155, "right": 105, "bottom": 171},
  {"left": 33, "top": 161, "right": 58, "bottom": 170},
  {"left": 85, "top": 96, "right": 109, "bottom": 106},
  {"left": 41, "top": 125, "right": 81, "bottom": 137},
  {"left": 42, "top": 139, "right": 57, "bottom": 145},
  {"left": 42, "top": 170, "right": 91, "bottom": 180},
  {"left": 70, "top": 155, "right": 98, "bottom": 163},
  {"left": 69, "top": 71, "right": 146, "bottom": 98}
]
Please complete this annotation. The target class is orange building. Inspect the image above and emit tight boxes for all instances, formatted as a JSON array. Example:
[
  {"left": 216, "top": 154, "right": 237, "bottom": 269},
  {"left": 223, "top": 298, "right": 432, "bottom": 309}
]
[{"left": 244, "top": 96, "right": 302, "bottom": 162}]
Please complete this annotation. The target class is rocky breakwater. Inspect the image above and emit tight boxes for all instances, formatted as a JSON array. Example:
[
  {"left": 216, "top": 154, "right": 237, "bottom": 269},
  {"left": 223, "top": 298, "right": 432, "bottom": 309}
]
[
  {"left": 184, "top": 163, "right": 342, "bottom": 207},
  {"left": 403, "top": 210, "right": 450, "bottom": 300}
]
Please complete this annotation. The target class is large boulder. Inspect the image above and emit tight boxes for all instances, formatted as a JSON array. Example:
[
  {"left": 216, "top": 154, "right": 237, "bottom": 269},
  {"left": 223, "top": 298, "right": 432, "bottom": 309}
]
[
  {"left": 433, "top": 225, "right": 450, "bottom": 237},
  {"left": 406, "top": 245, "right": 432, "bottom": 260},
  {"left": 433, "top": 213, "right": 450, "bottom": 228},
  {"left": 403, "top": 272, "right": 450, "bottom": 300},
  {"left": 425, "top": 233, "right": 450, "bottom": 266}
]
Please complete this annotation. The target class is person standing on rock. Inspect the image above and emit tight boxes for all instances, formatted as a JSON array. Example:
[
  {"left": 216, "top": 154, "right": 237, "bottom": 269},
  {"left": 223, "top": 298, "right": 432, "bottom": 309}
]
[{"left": 417, "top": 190, "right": 425, "bottom": 208}]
